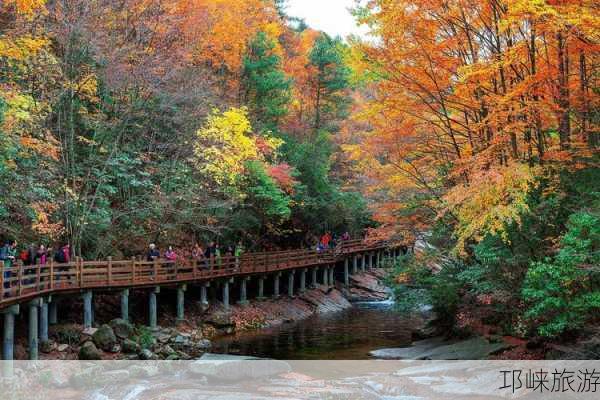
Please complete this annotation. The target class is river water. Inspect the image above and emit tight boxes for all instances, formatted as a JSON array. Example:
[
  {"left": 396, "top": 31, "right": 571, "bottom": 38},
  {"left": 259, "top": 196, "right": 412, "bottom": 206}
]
[{"left": 211, "top": 300, "right": 417, "bottom": 359}]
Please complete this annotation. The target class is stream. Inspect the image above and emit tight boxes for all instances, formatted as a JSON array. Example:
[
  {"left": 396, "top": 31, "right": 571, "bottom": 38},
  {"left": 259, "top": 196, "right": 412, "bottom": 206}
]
[{"left": 210, "top": 299, "right": 418, "bottom": 359}]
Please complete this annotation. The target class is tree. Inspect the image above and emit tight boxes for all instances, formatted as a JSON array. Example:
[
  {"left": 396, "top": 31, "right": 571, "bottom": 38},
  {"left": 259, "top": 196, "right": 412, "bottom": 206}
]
[
  {"left": 308, "top": 33, "right": 351, "bottom": 132},
  {"left": 242, "top": 31, "right": 291, "bottom": 132}
]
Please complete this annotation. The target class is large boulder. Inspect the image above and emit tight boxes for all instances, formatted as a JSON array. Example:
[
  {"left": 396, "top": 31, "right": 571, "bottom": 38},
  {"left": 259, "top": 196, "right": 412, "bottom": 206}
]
[
  {"left": 204, "top": 311, "right": 234, "bottom": 328},
  {"left": 122, "top": 339, "right": 140, "bottom": 354},
  {"left": 78, "top": 341, "right": 102, "bottom": 360},
  {"left": 109, "top": 319, "right": 134, "bottom": 339},
  {"left": 189, "top": 355, "right": 291, "bottom": 381},
  {"left": 92, "top": 324, "right": 117, "bottom": 351}
]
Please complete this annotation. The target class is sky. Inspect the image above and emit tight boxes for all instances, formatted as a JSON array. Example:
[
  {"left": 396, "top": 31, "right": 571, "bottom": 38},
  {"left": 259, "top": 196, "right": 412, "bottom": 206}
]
[{"left": 285, "top": 0, "right": 368, "bottom": 39}]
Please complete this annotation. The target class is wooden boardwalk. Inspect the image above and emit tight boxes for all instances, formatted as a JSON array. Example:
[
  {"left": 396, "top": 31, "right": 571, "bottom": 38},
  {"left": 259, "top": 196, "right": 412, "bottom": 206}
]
[{"left": 0, "top": 239, "right": 392, "bottom": 309}]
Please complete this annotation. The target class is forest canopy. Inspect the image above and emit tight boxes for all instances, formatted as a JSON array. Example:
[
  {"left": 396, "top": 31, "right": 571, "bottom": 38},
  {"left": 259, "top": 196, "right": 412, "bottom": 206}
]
[{"left": 0, "top": 0, "right": 371, "bottom": 257}]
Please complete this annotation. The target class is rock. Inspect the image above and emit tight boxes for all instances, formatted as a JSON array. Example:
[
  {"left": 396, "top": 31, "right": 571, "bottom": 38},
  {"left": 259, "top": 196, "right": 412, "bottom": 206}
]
[
  {"left": 78, "top": 341, "right": 102, "bottom": 360},
  {"left": 172, "top": 335, "right": 191, "bottom": 345},
  {"left": 40, "top": 340, "right": 57, "bottom": 354},
  {"left": 128, "top": 364, "right": 159, "bottom": 378},
  {"left": 189, "top": 355, "right": 291, "bottom": 381},
  {"left": 370, "top": 337, "right": 512, "bottom": 360},
  {"left": 70, "top": 365, "right": 104, "bottom": 387},
  {"left": 109, "top": 343, "right": 121, "bottom": 353},
  {"left": 92, "top": 324, "right": 117, "bottom": 351},
  {"left": 122, "top": 339, "right": 140, "bottom": 354},
  {"left": 109, "top": 318, "right": 134, "bottom": 339},
  {"left": 194, "top": 339, "right": 212, "bottom": 351},
  {"left": 205, "top": 311, "right": 234, "bottom": 328},
  {"left": 57, "top": 344, "right": 69, "bottom": 352},
  {"left": 166, "top": 354, "right": 179, "bottom": 360},
  {"left": 158, "top": 345, "right": 176, "bottom": 357},
  {"left": 156, "top": 332, "right": 172, "bottom": 344},
  {"left": 82, "top": 327, "right": 98, "bottom": 336},
  {"left": 96, "top": 369, "right": 131, "bottom": 385},
  {"left": 138, "top": 348, "right": 155, "bottom": 360}
]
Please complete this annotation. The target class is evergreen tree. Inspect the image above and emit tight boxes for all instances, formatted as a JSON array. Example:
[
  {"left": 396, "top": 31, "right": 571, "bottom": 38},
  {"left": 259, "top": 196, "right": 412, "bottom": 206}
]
[
  {"left": 242, "top": 31, "right": 291, "bottom": 132},
  {"left": 308, "top": 33, "right": 351, "bottom": 131}
]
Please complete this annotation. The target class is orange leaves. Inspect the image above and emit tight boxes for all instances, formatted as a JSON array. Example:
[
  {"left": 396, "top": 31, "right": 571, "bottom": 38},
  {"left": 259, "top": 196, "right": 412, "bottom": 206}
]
[
  {"left": 181, "top": 0, "right": 283, "bottom": 82},
  {"left": 2, "top": 0, "right": 46, "bottom": 15},
  {"left": 267, "top": 163, "right": 298, "bottom": 194}
]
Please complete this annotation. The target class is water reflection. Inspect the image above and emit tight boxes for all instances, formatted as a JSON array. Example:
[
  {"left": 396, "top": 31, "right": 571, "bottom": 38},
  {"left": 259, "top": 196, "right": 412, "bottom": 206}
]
[{"left": 211, "top": 301, "right": 416, "bottom": 360}]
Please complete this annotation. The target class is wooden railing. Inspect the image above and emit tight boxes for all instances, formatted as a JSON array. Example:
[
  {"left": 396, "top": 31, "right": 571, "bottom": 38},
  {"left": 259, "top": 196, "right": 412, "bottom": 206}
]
[{"left": 0, "top": 239, "right": 388, "bottom": 308}]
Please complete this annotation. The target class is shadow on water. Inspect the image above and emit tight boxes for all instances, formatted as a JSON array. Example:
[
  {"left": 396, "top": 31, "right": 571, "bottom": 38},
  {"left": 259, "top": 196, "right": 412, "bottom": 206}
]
[{"left": 211, "top": 300, "right": 416, "bottom": 360}]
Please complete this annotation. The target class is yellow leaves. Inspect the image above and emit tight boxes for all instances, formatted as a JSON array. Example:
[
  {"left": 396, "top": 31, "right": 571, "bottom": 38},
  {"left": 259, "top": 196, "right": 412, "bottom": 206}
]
[
  {"left": 444, "top": 163, "right": 541, "bottom": 255},
  {"left": 0, "top": 35, "right": 49, "bottom": 60},
  {"left": 195, "top": 107, "right": 271, "bottom": 186}
]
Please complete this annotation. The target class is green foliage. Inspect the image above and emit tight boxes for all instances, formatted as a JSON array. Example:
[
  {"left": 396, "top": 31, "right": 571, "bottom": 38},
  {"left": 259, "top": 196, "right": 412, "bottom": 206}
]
[
  {"left": 309, "top": 33, "right": 351, "bottom": 131},
  {"left": 242, "top": 160, "right": 292, "bottom": 221},
  {"left": 522, "top": 210, "right": 600, "bottom": 337},
  {"left": 391, "top": 251, "right": 463, "bottom": 330},
  {"left": 242, "top": 31, "right": 291, "bottom": 132},
  {"left": 281, "top": 130, "right": 372, "bottom": 239}
]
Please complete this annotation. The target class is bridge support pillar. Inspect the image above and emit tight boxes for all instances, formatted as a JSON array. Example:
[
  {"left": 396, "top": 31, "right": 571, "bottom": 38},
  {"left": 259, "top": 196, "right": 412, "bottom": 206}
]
[
  {"left": 177, "top": 284, "right": 186, "bottom": 321},
  {"left": 200, "top": 282, "right": 209, "bottom": 309},
  {"left": 311, "top": 268, "right": 317, "bottom": 288},
  {"left": 49, "top": 299, "right": 57, "bottom": 325},
  {"left": 344, "top": 259, "right": 350, "bottom": 287},
  {"left": 149, "top": 287, "right": 160, "bottom": 330},
  {"left": 300, "top": 268, "right": 307, "bottom": 293},
  {"left": 82, "top": 290, "right": 93, "bottom": 329},
  {"left": 29, "top": 298, "right": 41, "bottom": 360},
  {"left": 352, "top": 255, "right": 358, "bottom": 275},
  {"left": 257, "top": 276, "right": 265, "bottom": 300},
  {"left": 2, "top": 304, "right": 19, "bottom": 361},
  {"left": 288, "top": 271, "right": 295, "bottom": 297},
  {"left": 120, "top": 289, "right": 129, "bottom": 322},
  {"left": 370, "top": 252, "right": 375, "bottom": 269},
  {"left": 238, "top": 277, "right": 249, "bottom": 305},
  {"left": 40, "top": 297, "right": 49, "bottom": 343},
  {"left": 361, "top": 254, "right": 366, "bottom": 272},
  {"left": 273, "top": 273, "right": 281, "bottom": 298},
  {"left": 223, "top": 279, "right": 232, "bottom": 310},
  {"left": 329, "top": 266, "right": 334, "bottom": 287},
  {"left": 377, "top": 251, "right": 382, "bottom": 268},
  {"left": 322, "top": 267, "right": 328, "bottom": 286}
]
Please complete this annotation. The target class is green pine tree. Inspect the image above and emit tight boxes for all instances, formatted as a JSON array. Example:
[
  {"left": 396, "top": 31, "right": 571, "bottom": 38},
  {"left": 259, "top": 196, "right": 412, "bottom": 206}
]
[
  {"left": 308, "top": 33, "right": 351, "bottom": 132},
  {"left": 242, "top": 31, "right": 291, "bottom": 132}
]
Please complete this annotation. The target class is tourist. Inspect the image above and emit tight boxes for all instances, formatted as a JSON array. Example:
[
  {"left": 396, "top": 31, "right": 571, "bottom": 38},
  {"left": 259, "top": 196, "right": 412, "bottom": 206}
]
[
  {"left": 0, "top": 240, "right": 17, "bottom": 294},
  {"left": 61, "top": 244, "right": 71, "bottom": 263},
  {"left": 234, "top": 241, "right": 244, "bottom": 258},
  {"left": 342, "top": 232, "right": 350, "bottom": 241},
  {"left": 321, "top": 232, "right": 331, "bottom": 249},
  {"left": 165, "top": 246, "right": 177, "bottom": 261},
  {"left": 146, "top": 243, "right": 160, "bottom": 262},
  {"left": 204, "top": 241, "right": 216, "bottom": 268},
  {"left": 215, "top": 243, "right": 222, "bottom": 268},
  {"left": 36, "top": 244, "right": 48, "bottom": 265},
  {"left": 192, "top": 243, "right": 205, "bottom": 262}
]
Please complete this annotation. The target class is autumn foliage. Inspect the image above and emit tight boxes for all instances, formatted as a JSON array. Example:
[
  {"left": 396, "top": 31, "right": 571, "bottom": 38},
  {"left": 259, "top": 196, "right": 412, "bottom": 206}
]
[{"left": 346, "top": 0, "right": 599, "bottom": 249}]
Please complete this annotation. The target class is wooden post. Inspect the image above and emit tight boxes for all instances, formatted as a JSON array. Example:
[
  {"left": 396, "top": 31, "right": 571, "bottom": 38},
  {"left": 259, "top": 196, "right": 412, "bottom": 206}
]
[
  {"left": 153, "top": 259, "right": 159, "bottom": 282},
  {"left": 77, "top": 257, "right": 82, "bottom": 288},
  {"left": 17, "top": 263, "right": 23, "bottom": 297},
  {"left": 36, "top": 262, "right": 41, "bottom": 291},
  {"left": 131, "top": 257, "right": 136, "bottom": 283},
  {"left": 49, "top": 259, "right": 54, "bottom": 290},
  {"left": 107, "top": 256, "right": 113, "bottom": 285}
]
